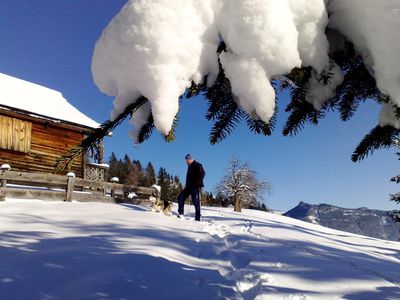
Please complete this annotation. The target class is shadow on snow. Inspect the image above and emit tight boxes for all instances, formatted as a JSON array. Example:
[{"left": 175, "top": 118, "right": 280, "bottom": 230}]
[{"left": 1, "top": 205, "right": 399, "bottom": 299}]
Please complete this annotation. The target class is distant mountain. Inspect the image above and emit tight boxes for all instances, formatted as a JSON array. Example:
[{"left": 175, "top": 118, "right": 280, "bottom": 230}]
[{"left": 284, "top": 202, "right": 400, "bottom": 241}]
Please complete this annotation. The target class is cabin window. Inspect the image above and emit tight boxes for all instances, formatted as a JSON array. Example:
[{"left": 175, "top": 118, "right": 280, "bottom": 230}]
[{"left": 0, "top": 115, "right": 32, "bottom": 153}]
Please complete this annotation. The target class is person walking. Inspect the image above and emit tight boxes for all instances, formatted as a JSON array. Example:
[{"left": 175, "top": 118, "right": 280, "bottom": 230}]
[{"left": 177, "top": 154, "right": 205, "bottom": 221}]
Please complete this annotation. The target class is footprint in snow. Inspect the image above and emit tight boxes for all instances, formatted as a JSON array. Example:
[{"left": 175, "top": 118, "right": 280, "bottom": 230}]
[
  {"left": 230, "top": 271, "right": 275, "bottom": 293},
  {"left": 242, "top": 221, "right": 253, "bottom": 233},
  {"left": 272, "top": 262, "right": 288, "bottom": 270},
  {"left": 283, "top": 295, "right": 308, "bottom": 300},
  {"left": 201, "top": 222, "right": 230, "bottom": 239},
  {"left": 223, "top": 237, "right": 241, "bottom": 250},
  {"left": 231, "top": 252, "right": 252, "bottom": 269},
  {"left": 219, "top": 250, "right": 252, "bottom": 269}
]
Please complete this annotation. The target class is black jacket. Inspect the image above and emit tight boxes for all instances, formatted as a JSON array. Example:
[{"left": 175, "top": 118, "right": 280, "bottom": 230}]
[{"left": 185, "top": 161, "right": 205, "bottom": 190}]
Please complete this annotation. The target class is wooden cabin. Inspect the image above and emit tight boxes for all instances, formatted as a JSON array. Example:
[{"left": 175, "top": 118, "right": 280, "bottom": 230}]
[{"left": 0, "top": 72, "right": 101, "bottom": 178}]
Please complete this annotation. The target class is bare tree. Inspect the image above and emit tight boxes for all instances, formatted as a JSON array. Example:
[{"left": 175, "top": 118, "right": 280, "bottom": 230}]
[{"left": 215, "top": 158, "right": 272, "bottom": 212}]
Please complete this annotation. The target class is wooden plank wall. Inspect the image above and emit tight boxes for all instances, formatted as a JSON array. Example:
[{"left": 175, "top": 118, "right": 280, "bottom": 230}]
[
  {"left": 0, "top": 115, "right": 13, "bottom": 150},
  {"left": 0, "top": 114, "right": 84, "bottom": 177},
  {"left": 14, "top": 118, "right": 32, "bottom": 152},
  {"left": 0, "top": 115, "right": 32, "bottom": 153}
]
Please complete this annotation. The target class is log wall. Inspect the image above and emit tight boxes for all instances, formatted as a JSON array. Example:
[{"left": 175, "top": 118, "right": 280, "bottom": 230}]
[{"left": 0, "top": 113, "right": 84, "bottom": 177}]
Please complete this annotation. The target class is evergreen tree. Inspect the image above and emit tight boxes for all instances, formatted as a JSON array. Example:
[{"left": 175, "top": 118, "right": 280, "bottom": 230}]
[
  {"left": 134, "top": 160, "right": 143, "bottom": 172},
  {"left": 122, "top": 154, "right": 132, "bottom": 184},
  {"left": 216, "top": 193, "right": 230, "bottom": 208},
  {"left": 168, "top": 175, "right": 183, "bottom": 203},
  {"left": 107, "top": 153, "right": 128, "bottom": 183},
  {"left": 113, "top": 154, "right": 132, "bottom": 184},
  {"left": 157, "top": 167, "right": 170, "bottom": 200},
  {"left": 201, "top": 191, "right": 221, "bottom": 207},
  {"left": 125, "top": 162, "right": 139, "bottom": 186},
  {"left": 155, "top": 167, "right": 183, "bottom": 202},
  {"left": 133, "top": 160, "right": 145, "bottom": 186},
  {"left": 143, "top": 162, "right": 157, "bottom": 187},
  {"left": 107, "top": 153, "right": 144, "bottom": 185},
  {"left": 112, "top": 159, "right": 123, "bottom": 183},
  {"left": 107, "top": 152, "right": 119, "bottom": 181},
  {"left": 256, "top": 202, "right": 268, "bottom": 212}
]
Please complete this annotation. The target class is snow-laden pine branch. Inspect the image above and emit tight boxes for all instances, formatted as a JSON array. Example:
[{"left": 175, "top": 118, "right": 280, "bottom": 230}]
[{"left": 92, "top": 0, "right": 400, "bottom": 142}]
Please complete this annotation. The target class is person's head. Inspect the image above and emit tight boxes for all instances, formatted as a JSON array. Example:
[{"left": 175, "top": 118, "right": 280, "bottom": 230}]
[{"left": 185, "top": 154, "right": 194, "bottom": 165}]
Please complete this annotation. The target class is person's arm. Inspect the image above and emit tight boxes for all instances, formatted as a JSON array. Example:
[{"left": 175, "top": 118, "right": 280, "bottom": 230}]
[
  {"left": 196, "top": 164, "right": 205, "bottom": 187},
  {"left": 199, "top": 165, "right": 205, "bottom": 180}
]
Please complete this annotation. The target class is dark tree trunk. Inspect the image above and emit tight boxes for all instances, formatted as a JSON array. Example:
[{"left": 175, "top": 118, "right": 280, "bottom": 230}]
[{"left": 234, "top": 193, "right": 242, "bottom": 212}]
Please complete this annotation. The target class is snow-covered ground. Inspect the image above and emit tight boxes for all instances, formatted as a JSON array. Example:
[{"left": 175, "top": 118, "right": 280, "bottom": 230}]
[{"left": 0, "top": 199, "right": 399, "bottom": 300}]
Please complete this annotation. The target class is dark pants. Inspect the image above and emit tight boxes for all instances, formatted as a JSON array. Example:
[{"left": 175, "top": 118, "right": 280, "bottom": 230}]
[{"left": 178, "top": 187, "right": 201, "bottom": 221}]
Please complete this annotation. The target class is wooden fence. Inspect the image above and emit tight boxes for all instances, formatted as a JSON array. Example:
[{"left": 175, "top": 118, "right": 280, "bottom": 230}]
[{"left": 0, "top": 169, "right": 156, "bottom": 204}]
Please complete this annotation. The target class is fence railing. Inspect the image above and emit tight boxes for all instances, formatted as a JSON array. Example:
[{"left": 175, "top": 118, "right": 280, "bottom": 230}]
[{"left": 0, "top": 169, "right": 156, "bottom": 204}]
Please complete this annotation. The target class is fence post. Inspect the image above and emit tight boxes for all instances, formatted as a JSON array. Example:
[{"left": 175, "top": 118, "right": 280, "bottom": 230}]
[
  {"left": 101, "top": 182, "right": 106, "bottom": 197},
  {"left": 66, "top": 174, "right": 75, "bottom": 202},
  {"left": 110, "top": 177, "right": 119, "bottom": 200},
  {"left": 0, "top": 178, "right": 6, "bottom": 201},
  {"left": 110, "top": 185, "right": 116, "bottom": 199},
  {"left": 0, "top": 164, "right": 11, "bottom": 201}
]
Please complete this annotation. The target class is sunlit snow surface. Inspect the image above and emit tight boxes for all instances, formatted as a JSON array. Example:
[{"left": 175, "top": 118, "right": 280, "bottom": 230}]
[{"left": 1, "top": 199, "right": 399, "bottom": 299}]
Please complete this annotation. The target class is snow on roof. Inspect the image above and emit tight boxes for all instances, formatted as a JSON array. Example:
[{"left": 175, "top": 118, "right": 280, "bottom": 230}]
[{"left": 0, "top": 72, "right": 99, "bottom": 129}]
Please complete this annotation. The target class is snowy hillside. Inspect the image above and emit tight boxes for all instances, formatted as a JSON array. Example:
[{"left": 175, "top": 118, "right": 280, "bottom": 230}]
[{"left": 1, "top": 199, "right": 399, "bottom": 300}]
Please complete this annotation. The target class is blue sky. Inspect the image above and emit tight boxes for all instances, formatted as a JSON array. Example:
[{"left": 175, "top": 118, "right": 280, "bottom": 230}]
[{"left": 0, "top": 1, "right": 398, "bottom": 212}]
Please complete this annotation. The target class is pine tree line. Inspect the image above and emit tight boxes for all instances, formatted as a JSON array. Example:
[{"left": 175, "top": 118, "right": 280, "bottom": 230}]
[
  {"left": 107, "top": 152, "right": 157, "bottom": 187},
  {"left": 107, "top": 153, "right": 183, "bottom": 203}
]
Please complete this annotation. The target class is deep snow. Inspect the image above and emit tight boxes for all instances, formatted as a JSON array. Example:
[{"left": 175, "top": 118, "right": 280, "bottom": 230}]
[{"left": 0, "top": 199, "right": 399, "bottom": 300}]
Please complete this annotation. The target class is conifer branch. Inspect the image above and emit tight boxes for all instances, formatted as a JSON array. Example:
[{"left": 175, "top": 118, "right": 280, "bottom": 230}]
[
  {"left": 55, "top": 97, "right": 148, "bottom": 172},
  {"left": 351, "top": 125, "right": 400, "bottom": 162},
  {"left": 136, "top": 113, "right": 155, "bottom": 144}
]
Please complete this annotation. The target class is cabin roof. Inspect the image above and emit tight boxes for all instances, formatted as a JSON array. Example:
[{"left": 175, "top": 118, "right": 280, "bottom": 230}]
[{"left": 0, "top": 72, "right": 100, "bottom": 129}]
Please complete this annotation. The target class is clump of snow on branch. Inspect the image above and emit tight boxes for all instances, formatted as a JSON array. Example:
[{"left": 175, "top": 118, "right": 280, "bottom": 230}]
[
  {"left": 288, "top": 0, "right": 330, "bottom": 73},
  {"left": 92, "top": 0, "right": 218, "bottom": 135},
  {"left": 306, "top": 62, "right": 344, "bottom": 111},
  {"left": 92, "top": 0, "right": 400, "bottom": 140},
  {"left": 328, "top": 0, "right": 400, "bottom": 115},
  {"left": 380, "top": 104, "right": 400, "bottom": 129},
  {"left": 219, "top": 54, "right": 276, "bottom": 121}
]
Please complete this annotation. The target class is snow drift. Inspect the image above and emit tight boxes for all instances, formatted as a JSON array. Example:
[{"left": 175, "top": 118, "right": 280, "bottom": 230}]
[
  {"left": 1, "top": 199, "right": 400, "bottom": 299},
  {"left": 92, "top": 0, "right": 400, "bottom": 140}
]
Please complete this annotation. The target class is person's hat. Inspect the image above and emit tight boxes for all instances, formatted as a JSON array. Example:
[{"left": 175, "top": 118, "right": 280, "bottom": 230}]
[{"left": 185, "top": 154, "right": 193, "bottom": 160}]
